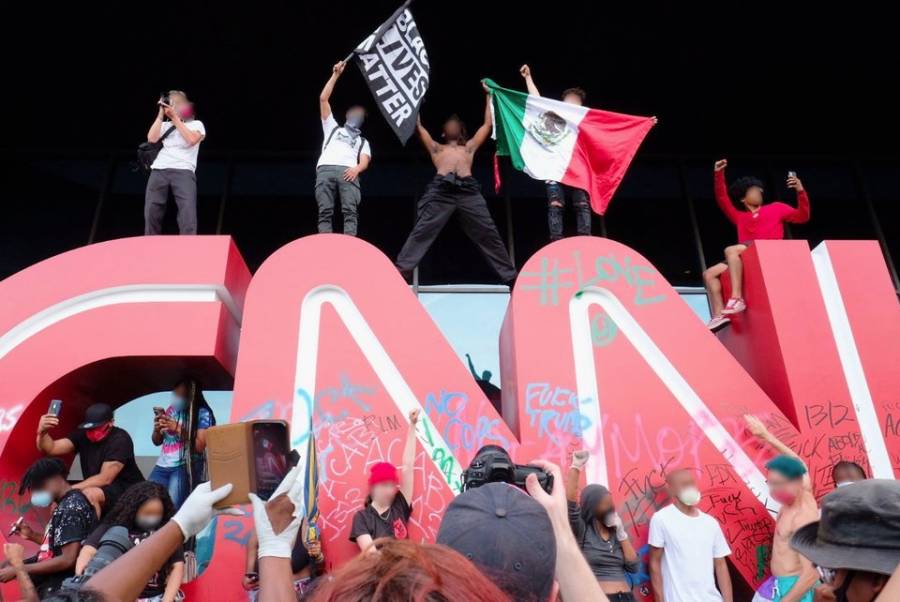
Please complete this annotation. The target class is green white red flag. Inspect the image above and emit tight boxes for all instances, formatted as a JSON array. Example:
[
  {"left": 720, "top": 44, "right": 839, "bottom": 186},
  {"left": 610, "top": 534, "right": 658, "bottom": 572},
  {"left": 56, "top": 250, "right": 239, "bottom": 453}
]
[{"left": 484, "top": 78, "right": 654, "bottom": 215}]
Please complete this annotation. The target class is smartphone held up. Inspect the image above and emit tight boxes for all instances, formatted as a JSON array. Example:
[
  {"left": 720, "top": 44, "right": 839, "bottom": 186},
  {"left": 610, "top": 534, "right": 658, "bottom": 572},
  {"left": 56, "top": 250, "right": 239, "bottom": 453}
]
[{"left": 206, "top": 420, "right": 291, "bottom": 508}]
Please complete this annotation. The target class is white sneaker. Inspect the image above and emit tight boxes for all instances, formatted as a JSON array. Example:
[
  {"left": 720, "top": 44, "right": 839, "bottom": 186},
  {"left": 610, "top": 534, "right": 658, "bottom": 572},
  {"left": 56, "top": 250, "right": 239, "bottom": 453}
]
[
  {"left": 722, "top": 298, "right": 746, "bottom": 315},
  {"left": 707, "top": 315, "right": 731, "bottom": 332}
]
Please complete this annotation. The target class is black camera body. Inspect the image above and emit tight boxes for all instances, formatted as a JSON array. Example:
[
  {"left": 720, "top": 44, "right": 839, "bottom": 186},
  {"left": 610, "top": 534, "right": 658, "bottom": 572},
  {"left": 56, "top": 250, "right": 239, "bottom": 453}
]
[{"left": 462, "top": 445, "right": 553, "bottom": 494}]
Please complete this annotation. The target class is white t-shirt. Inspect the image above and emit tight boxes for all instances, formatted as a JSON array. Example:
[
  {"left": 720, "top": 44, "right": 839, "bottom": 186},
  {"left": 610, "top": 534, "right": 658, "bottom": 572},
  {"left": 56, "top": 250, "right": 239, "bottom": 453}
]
[
  {"left": 648, "top": 504, "right": 731, "bottom": 602},
  {"left": 316, "top": 113, "right": 371, "bottom": 169},
  {"left": 151, "top": 120, "right": 206, "bottom": 172}
]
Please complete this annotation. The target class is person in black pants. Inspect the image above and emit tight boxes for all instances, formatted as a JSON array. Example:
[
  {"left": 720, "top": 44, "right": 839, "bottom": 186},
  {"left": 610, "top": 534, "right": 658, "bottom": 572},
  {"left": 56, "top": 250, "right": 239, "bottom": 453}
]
[{"left": 396, "top": 86, "right": 517, "bottom": 285}]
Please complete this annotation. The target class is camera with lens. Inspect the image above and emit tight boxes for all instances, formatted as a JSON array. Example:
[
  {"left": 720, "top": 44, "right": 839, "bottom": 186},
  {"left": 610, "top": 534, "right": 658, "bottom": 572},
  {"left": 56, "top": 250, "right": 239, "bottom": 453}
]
[
  {"left": 56, "top": 526, "right": 134, "bottom": 594},
  {"left": 462, "top": 445, "right": 553, "bottom": 494}
]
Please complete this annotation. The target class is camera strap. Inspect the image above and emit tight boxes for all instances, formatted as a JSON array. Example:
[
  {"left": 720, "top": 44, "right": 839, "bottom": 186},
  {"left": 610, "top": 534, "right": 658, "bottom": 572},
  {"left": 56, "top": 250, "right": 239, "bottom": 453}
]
[{"left": 158, "top": 122, "right": 179, "bottom": 144}]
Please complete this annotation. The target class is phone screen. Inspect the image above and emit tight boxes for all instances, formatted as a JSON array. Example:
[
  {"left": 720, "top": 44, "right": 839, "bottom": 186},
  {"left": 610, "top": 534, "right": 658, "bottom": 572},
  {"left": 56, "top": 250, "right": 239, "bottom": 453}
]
[
  {"left": 252, "top": 422, "right": 289, "bottom": 500},
  {"left": 48, "top": 399, "right": 62, "bottom": 416}
]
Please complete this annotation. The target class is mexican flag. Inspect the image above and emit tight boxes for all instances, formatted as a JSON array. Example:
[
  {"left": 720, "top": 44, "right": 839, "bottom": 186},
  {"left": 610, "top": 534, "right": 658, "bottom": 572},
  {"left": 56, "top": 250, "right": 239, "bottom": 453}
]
[{"left": 484, "top": 78, "right": 655, "bottom": 215}]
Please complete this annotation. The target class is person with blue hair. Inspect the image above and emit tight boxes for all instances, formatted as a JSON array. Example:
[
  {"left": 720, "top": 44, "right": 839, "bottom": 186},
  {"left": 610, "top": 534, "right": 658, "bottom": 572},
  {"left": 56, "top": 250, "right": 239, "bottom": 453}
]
[{"left": 745, "top": 415, "right": 820, "bottom": 602}]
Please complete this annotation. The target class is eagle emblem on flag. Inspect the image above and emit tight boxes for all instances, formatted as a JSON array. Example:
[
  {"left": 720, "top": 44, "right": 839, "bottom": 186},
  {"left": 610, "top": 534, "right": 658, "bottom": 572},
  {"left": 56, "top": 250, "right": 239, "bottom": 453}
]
[{"left": 528, "top": 110, "right": 570, "bottom": 147}]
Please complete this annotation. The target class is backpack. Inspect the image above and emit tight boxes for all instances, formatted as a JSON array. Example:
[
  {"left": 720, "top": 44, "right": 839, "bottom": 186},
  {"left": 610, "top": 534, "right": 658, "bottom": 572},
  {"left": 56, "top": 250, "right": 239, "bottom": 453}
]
[{"left": 135, "top": 123, "right": 178, "bottom": 174}]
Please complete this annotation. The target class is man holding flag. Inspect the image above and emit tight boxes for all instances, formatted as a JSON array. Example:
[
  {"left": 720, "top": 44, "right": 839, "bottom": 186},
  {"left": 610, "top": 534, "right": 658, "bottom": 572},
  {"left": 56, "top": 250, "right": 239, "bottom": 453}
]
[
  {"left": 395, "top": 85, "right": 518, "bottom": 286},
  {"left": 520, "top": 64, "right": 593, "bottom": 241},
  {"left": 487, "top": 76, "right": 656, "bottom": 224}
]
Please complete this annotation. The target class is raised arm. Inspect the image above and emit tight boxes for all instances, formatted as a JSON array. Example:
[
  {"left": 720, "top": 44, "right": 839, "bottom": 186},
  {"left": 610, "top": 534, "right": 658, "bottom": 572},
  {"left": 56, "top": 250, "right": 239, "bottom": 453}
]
[
  {"left": 713, "top": 159, "right": 741, "bottom": 224},
  {"left": 147, "top": 102, "right": 165, "bottom": 143},
  {"left": 416, "top": 116, "right": 438, "bottom": 154},
  {"left": 783, "top": 173, "right": 810, "bottom": 223},
  {"left": 400, "top": 409, "right": 420, "bottom": 501},
  {"left": 467, "top": 86, "right": 493, "bottom": 152},
  {"left": 35, "top": 414, "right": 75, "bottom": 456},
  {"left": 519, "top": 64, "right": 541, "bottom": 96},
  {"left": 745, "top": 414, "right": 812, "bottom": 491},
  {"left": 319, "top": 61, "right": 345, "bottom": 120},
  {"left": 566, "top": 451, "right": 589, "bottom": 503},
  {"left": 465, "top": 353, "right": 478, "bottom": 379}
]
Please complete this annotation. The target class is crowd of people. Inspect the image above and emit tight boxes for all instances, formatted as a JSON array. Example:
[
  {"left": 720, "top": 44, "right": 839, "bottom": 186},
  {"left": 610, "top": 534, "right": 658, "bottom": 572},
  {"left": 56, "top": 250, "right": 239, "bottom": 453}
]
[
  {"left": 2, "top": 393, "right": 898, "bottom": 602},
  {"left": 142, "top": 60, "right": 810, "bottom": 332},
  {"left": 6, "top": 51, "right": 893, "bottom": 602}
]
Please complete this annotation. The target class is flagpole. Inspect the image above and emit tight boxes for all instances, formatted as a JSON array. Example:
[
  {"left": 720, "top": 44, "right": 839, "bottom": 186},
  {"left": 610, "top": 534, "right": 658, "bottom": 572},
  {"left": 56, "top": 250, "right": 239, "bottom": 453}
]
[{"left": 343, "top": 0, "right": 414, "bottom": 63}]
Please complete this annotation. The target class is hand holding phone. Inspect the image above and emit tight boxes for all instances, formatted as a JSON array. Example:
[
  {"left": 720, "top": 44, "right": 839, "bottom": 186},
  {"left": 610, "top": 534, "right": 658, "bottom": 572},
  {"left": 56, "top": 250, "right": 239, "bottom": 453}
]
[
  {"left": 8, "top": 516, "right": 23, "bottom": 537},
  {"left": 207, "top": 420, "right": 290, "bottom": 508}
]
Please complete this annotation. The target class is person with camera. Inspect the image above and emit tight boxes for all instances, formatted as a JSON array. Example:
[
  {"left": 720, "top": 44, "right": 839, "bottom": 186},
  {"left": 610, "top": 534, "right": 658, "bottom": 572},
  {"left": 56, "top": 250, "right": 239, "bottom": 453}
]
[
  {"left": 565, "top": 451, "right": 640, "bottom": 601},
  {"left": 438, "top": 445, "right": 609, "bottom": 601},
  {"left": 0, "top": 458, "right": 97, "bottom": 598},
  {"left": 144, "top": 90, "right": 206, "bottom": 235},
  {"left": 73, "top": 482, "right": 184, "bottom": 602},
  {"left": 149, "top": 377, "right": 216, "bottom": 510},
  {"left": 36, "top": 402, "right": 145, "bottom": 516},
  {"left": 316, "top": 60, "right": 371, "bottom": 237},
  {"left": 349, "top": 409, "right": 420, "bottom": 553}
]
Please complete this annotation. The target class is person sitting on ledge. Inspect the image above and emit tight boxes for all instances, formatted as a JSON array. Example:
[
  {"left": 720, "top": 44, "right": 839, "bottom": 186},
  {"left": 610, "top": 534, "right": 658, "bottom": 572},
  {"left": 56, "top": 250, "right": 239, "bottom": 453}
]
[
  {"left": 704, "top": 159, "right": 810, "bottom": 331},
  {"left": 36, "top": 402, "right": 145, "bottom": 516}
]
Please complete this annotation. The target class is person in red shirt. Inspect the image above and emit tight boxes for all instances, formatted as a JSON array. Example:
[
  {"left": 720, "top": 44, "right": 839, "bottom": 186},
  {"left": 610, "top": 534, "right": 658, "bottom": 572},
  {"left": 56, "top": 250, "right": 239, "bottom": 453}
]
[{"left": 704, "top": 159, "right": 810, "bottom": 331}]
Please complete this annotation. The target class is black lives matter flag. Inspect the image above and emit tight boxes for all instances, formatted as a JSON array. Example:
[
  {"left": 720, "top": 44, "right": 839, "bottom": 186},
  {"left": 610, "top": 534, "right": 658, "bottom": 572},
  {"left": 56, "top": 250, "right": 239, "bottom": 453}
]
[{"left": 353, "top": 1, "right": 429, "bottom": 145}]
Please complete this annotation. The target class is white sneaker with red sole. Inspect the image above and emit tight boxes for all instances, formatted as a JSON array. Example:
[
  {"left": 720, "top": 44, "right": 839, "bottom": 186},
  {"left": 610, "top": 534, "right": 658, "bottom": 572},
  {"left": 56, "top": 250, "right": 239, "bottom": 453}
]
[
  {"left": 722, "top": 298, "right": 746, "bottom": 315},
  {"left": 707, "top": 315, "right": 731, "bottom": 332}
]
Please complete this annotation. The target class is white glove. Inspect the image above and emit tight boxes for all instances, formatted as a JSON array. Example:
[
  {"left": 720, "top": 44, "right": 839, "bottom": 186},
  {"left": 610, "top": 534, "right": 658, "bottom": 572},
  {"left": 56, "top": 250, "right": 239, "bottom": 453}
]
[
  {"left": 571, "top": 450, "right": 590, "bottom": 471},
  {"left": 607, "top": 512, "right": 628, "bottom": 541},
  {"left": 249, "top": 465, "right": 305, "bottom": 560},
  {"left": 172, "top": 482, "right": 242, "bottom": 541}
]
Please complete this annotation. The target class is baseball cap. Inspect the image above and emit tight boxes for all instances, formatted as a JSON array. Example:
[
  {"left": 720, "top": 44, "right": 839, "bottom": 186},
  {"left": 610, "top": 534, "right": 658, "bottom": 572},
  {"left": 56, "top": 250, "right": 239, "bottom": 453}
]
[
  {"left": 791, "top": 479, "right": 900, "bottom": 576},
  {"left": 78, "top": 403, "right": 113, "bottom": 429},
  {"left": 437, "top": 482, "right": 556, "bottom": 601},
  {"left": 368, "top": 461, "right": 399, "bottom": 486}
]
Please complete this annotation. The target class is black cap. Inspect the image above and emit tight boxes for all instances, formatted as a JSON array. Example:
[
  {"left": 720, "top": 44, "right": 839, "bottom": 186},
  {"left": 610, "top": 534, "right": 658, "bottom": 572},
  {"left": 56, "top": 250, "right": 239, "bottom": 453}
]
[
  {"left": 791, "top": 479, "right": 900, "bottom": 575},
  {"left": 436, "top": 482, "right": 556, "bottom": 601},
  {"left": 78, "top": 403, "right": 113, "bottom": 429}
]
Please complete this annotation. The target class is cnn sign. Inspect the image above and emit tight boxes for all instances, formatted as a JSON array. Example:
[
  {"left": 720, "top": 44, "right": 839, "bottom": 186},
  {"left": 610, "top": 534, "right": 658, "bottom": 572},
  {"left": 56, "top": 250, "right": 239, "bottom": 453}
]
[{"left": 0, "top": 235, "right": 896, "bottom": 600}]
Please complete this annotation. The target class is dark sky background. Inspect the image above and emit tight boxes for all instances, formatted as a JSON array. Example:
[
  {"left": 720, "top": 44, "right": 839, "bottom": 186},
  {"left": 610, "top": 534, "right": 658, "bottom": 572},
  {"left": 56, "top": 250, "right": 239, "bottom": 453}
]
[{"left": 6, "top": 0, "right": 897, "bottom": 158}]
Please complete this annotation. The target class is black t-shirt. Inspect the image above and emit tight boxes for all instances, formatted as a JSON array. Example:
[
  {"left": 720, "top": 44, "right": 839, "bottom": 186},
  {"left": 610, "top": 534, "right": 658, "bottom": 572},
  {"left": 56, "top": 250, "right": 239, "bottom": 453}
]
[
  {"left": 28, "top": 490, "right": 96, "bottom": 597},
  {"left": 84, "top": 524, "right": 184, "bottom": 598},
  {"left": 349, "top": 493, "right": 412, "bottom": 543},
  {"left": 68, "top": 426, "right": 144, "bottom": 494}
]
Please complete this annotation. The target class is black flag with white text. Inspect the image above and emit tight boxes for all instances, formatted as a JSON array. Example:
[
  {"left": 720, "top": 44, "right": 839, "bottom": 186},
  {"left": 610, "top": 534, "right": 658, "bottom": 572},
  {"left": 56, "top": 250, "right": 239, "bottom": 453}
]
[{"left": 353, "top": 1, "right": 429, "bottom": 145}]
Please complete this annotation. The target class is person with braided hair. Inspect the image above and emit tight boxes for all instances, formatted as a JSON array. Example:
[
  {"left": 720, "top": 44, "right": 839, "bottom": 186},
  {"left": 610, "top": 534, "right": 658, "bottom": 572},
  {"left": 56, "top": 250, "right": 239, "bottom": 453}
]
[
  {"left": 149, "top": 377, "right": 216, "bottom": 509},
  {"left": 74, "top": 481, "right": 184, "bottom": 602}
]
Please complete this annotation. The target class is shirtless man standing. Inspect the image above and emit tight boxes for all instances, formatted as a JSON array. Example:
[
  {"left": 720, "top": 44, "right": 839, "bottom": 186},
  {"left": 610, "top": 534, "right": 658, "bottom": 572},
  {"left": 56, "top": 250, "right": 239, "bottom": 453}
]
[
  {"left": 745, "top": 415, "right": 819, "bottom": 602},
  {"left": 395, "top": 85, "right": 517, "bottom": 286}
]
